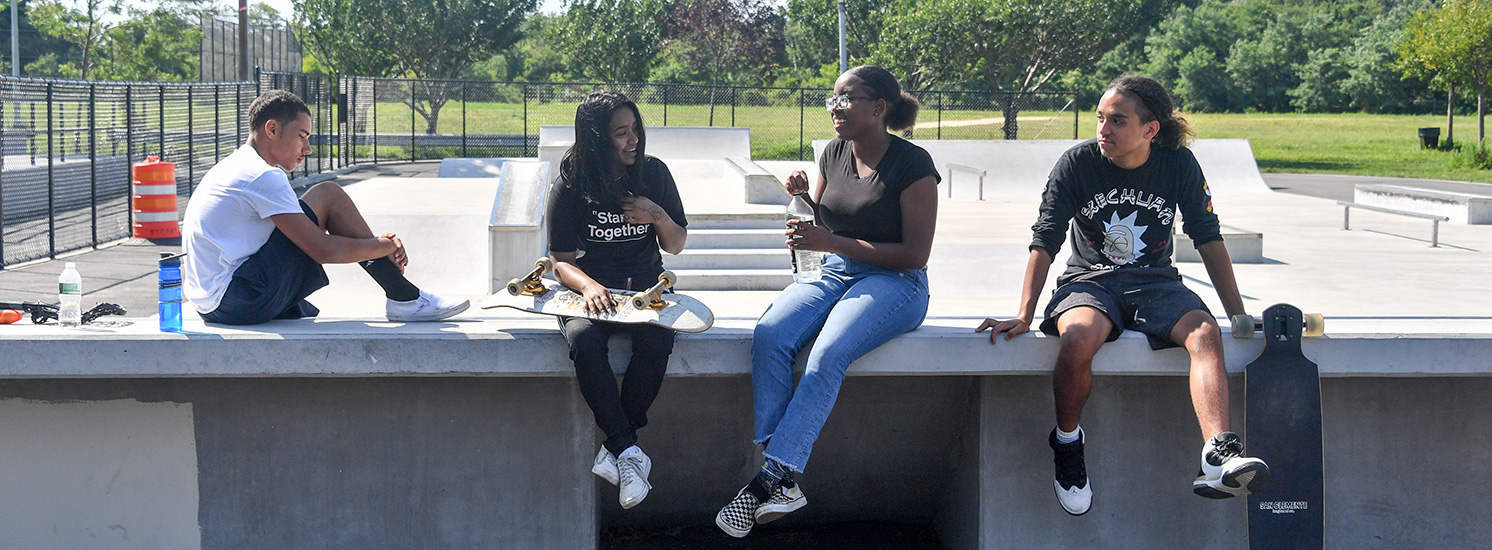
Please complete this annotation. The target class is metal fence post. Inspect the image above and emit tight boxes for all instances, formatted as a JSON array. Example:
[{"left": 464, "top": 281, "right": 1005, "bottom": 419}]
[
  {"left": 236, "top": 83, "right": 243, "bottom": 148},
  {"left": 187, "top": 87, "right": 195, "bottom": 194},
  {"left": 663, "top": 84, "right": 668, "bottom": 126},
  {"left": 90, "top": 83, "right": 98, "bottom": 246},
  {"left": 731, "top": 86, "right": 736, "bottom": 127},
  {"left": 46, "top": 82, "right": 55, "bottom": 258},
  {"left": 798, "top": 89, "right": 805, "bottom": 161},
  {"left": 409, "top": 80, "right": 415, "bottom": 162},
  {"left": 127, "top": 86, "right": 135, "bottom": 231},
  {"left": 373, "top": 79, "right": 379, "bottom": 164},
  {"left": 938, "top": 91, "right": 943, "bottom": 140},
  {"left": 461, "top": 83, "right": 467, "bottom": 158},
  {"left": 1073, "top": 93, "right": 1079, "bottom": 139},
  {"left": 522, "top": 83, "right": 529, "bottom": 156},
  {"left": 0, "top": 85, "right": 6, "bottom": 264},
  {"left": 158, "top": 85, "right": 165, "bottom": 159}
]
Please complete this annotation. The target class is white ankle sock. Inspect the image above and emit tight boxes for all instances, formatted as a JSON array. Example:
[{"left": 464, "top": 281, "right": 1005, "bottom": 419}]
[{"left": 1056, "top": 426, "right": 1082, "bottom": 444}]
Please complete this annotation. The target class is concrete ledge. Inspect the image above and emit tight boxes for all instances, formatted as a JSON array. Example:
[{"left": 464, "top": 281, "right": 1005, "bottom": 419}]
[
  {"left": 3, "top": 317, "right": 1488, "bottom": 378},
  {"left": 1355, "top": 184, "right": 1492, "bottom": 224},
  {"left": 1175, "top": 224, "right": 1264, "bottom": 263},
  {"left": 727, "top": 157, "right": 788, "bottom": 206}
]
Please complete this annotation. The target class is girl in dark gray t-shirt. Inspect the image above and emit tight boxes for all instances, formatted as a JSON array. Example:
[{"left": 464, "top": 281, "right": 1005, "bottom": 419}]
[{"left": 716, "top": 66, "right": 941, "bottom": 538}]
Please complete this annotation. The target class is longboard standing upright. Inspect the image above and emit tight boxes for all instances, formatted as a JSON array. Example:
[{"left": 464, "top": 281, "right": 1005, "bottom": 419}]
[{"left": 1241, "top": 303, "right": 1325, "bottom": 549}]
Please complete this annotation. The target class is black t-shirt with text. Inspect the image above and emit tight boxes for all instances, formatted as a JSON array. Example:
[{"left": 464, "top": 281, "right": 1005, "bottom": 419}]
[
  {"left": 546, "top": 156, "right": 688, "bottom": 290},
  {"left": 816, "top": 135, "right": 940, "bottom": 243},
  {"left": 1030, "top": 139, "right": 1222, "bottom": 284}
]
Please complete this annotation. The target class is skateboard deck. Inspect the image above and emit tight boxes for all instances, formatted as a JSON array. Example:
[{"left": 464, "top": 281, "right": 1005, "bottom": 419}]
[
  {"left": 1244, "top": 303, "right": 1325, "bottom": 550},
  {"left": 480, "top": 258, "right": 713, "bottom": 333}
]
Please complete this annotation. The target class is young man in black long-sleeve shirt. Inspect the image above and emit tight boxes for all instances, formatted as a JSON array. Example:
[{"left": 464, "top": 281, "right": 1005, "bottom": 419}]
[{"left": 978, "top": 76, "right": 1268, "bottom": 516}]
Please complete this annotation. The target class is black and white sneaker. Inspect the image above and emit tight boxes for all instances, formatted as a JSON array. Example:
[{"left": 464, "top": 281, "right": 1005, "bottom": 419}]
[
  {"left": 715, "top": 486, "right": 761, "bottom": 538},
  {"left": 1193, "top": 431, "right": 1269, "bottom": 499},
  {"left": 1050, "top": 427, "right": 1092, "bottom": 516},
  {"left": 754, "top": 481, "right": 806, "bottom": 524}
]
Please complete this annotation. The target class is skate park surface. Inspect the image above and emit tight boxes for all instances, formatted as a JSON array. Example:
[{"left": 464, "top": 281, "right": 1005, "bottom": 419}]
[{"left": 1, "top": 131, "right": 1490, "bottom": 549}]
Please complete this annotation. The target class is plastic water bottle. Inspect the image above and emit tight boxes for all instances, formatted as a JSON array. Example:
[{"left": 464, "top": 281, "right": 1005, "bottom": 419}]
[
  {"left": 787, "top": 193, "right": 822, "bottom": 283},
  {"left": 58, "top": 262, "right": 82, "bottom": 327},
  {"left": 158, "top": 252, "right": 184, "bottom": 332}
]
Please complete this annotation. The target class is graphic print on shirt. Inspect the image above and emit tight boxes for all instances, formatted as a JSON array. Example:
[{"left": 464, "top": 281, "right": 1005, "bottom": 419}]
[
  {"left": 587, "top": 208, "right": 649, "bottom": 243},
  {"left": 1101, "top": 211, "right": 1149, "bottom": 264}
]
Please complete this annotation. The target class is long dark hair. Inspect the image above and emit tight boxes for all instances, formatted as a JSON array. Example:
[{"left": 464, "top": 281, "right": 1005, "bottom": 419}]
[
  {"left": 846, "top": 65, "right": 921, "bottom": 132},
  {"left": 559, "top": 91, "right": 646, "bottom": 205},
  {"left": 1106, "top": 75, "right": 1192, "bottom": 151}
]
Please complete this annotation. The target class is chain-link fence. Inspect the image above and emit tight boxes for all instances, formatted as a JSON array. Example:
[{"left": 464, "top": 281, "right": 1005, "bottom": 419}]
[
  {"left": 0, "top": 76, "right": 255, "bottom": 266},
  {"left": 3, "top": 71, "right": 1075, "bottom": 268}
]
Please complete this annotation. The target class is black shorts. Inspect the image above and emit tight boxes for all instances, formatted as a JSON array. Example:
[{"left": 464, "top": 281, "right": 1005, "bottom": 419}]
[
  {"left": 1039, "top": 268, "right": 1210, "bottom": 350},
  {"left": 201, "top": 201, "right": 330, "bottom": 325}
]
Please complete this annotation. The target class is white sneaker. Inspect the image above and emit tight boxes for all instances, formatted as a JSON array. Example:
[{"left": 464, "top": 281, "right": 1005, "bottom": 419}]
[
  {"left": 617, "top": 447, "right": 652, "bottom": 509},
  {"left": 1049, "top": 428, "right": 1092, "bottom": 516},
  {"left": 386, "top": 290, "right": 469, "bottom": 322},
  {"left": 592, "top": 448, "right": 619, "bottom": 486},
  {"left": 1193, "top": 431, "right": 1270, "bottom": 499},
  {"left": 754, "top": 481, "right": 806, "bottom": 524}
]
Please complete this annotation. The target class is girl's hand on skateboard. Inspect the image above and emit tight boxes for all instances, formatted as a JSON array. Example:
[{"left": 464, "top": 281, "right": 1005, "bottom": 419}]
[
  {"left": 621, "top": 196, "right": 667, "bottom": 225},
  {"left": 380, "top": 233, "right": 408, "bottom": 273},
  {"left": 786, "top": 222, "right": 835, "bottom": 252},
  {"left": 784, "top": 170, "right": 811, "bottom": 195},
  {"left": 580, "top": 282, "right": 617, "bottom": 315},
  {"left": 976, "top": 317, "right": 1030, "bottom": 344}
]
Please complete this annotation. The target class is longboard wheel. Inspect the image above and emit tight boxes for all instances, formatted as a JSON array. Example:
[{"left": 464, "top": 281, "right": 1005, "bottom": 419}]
[
  {"left": 631, "top": 294, "right": 650, "bottom": 310},
  {"left": 1231, "top": 314, "right": 1256, "bottom": 339},
  {"left": 506, "top": 278, "right": 524, "bottom": 296},
  {"left": 659, "top": 270, "right": 676, "bottom": 289},
  {"left": 1303, "top": 313, "right": 1326, "bottom": 338},
  {"left": 536, "top": 257, "right": 554, "bottom": 275}
]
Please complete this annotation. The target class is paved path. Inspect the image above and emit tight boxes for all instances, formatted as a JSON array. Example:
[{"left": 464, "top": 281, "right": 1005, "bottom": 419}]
[{"left": 1263, "top": 173, "right": 1492, "bottom": 202}]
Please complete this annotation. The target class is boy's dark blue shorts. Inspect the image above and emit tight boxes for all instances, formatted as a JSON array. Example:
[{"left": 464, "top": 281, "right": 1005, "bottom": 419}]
[
  {"left": 201, "top": 201, "right": 330, "bottom": 325},
  {"left": 1039, "top": 268, "right": 1210, "bottom": 350}
]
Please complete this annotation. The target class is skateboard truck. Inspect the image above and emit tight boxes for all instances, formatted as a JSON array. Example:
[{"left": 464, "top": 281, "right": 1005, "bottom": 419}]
[
  {"left": 507, "top": 257, "right": 555, "bottom": 297},
  {"left": 630, "top": 271, "right": 677, "bottom": 310},
  {"left": 1231, "top": 312, "right": 1325, "bottom": 339}
]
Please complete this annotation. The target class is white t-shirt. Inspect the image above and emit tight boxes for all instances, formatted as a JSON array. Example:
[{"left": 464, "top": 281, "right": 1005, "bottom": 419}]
[{"left": 182, "top": 144, "right": 305, "bottom": 313}]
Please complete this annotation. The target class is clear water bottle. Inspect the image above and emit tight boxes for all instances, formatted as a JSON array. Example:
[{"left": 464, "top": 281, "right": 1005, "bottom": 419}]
[
  {"left": 58, "top": 262, "right": 82, "bottom": 327},
  {"left": 787, "top": 193, "right": 822, "bottom": 283},
  {"left": 158, "top": 252, "right": 184, "bottom": 332}
]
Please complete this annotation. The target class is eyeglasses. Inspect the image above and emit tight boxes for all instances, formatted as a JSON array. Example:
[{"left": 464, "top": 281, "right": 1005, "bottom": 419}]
[{"left": 824, "top": 94, "right": 875, "bottom": 111}]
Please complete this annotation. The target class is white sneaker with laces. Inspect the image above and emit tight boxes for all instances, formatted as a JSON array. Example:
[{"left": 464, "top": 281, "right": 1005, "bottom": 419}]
[
  {"left": 592, "top": 448, "right": 619, "bottom": 486},
  {"left": 754, "top": 482, "right": 806, "bottom": 524},
  {"left": 1193, "top": 431, "right": 1270, "bottom": 499},
  {"left": 1050, "top": 427, "right": 1092, "bottom": 516},
  {"left": 386, "top": 290, "right": 469, "bottom": 322},
  {"left": 617, "top": 447, "right": 652, "bottom": 509}
]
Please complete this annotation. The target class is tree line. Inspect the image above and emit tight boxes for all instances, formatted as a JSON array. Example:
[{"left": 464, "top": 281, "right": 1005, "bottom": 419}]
[{"left": 9, "top": 0, "right": 1489, "bottom": 141}]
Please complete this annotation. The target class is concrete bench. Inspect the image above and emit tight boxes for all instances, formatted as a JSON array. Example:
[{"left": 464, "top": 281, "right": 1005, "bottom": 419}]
[
  {"left": 1175, "top": 224, "right": 1265, "bottom": 263},
  {"left": 1338, "top": 200, "right": 1452, "bottom": 247},
  {"left": 1355, "top": 184, "right": 1492, "bottom": 224}
]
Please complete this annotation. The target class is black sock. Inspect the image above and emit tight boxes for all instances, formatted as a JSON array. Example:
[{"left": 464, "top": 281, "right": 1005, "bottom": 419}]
[
  {"left": 360, "top": 257, "right": 420, "bottom": 301},
  {"left": 746, "top": 475, "right": 772, "bottom": 502}
]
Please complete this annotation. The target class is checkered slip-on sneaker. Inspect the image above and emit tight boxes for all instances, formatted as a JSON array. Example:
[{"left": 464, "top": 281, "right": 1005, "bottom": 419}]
[
  {"left": 715, "top": 486, "right": 761, "bottom": 538},
  {"left": 754, "top": 482, "right": 806, "bottom": 524}
]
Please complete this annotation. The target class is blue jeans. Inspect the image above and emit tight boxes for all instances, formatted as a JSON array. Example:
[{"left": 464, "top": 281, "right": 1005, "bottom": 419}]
[{"left": 752, "top": 253, "right": 930, "bottom": 473}]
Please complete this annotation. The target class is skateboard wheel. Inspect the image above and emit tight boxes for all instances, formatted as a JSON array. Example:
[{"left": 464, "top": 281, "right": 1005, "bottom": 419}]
[
  {"left": 536, "top": 257, "right": 554, "bottom": 274},
  {"left": 1302, "top": 313, "right": 1325, "bottom": 338},
  {"left": 659, "top": 271, "right": 676, "bottom": 288},
  {"left": 631, "top": 295, "right": 649, "bottom": 310},
  {"left": 1230, "top": 314, "right": 1256, "bottom": 339},
  {"left": 506, "top": 278, "right": 524, "bottom": 296}
]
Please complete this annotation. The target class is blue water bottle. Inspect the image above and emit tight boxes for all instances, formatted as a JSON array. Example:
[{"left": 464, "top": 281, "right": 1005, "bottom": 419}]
[{"left": 158, "top": 252, "right": 184, "bottom": 332}]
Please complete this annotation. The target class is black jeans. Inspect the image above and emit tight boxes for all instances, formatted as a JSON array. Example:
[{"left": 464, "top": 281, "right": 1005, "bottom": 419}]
[{"left": 560, "top": 316, "right": 675, "bottom": 455}]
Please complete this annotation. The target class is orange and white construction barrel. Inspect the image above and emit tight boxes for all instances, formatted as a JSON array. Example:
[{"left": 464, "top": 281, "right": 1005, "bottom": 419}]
[{"left": 132, "top": 156, "right": 179, "bottom": 239}]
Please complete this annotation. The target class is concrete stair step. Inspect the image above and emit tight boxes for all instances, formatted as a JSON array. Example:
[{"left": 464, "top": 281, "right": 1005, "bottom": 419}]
[
  {"left": 672, "top": 268, "right": 794, "bottom": 291},
  {"left": 688, "top": 212, "right": 786, "bottom": 229},
  {"left": 664, "top": 248, "right": 790, "bottom": 270},
  {"left": 687, "top": 228, "right": 786, "bottom": 249}
]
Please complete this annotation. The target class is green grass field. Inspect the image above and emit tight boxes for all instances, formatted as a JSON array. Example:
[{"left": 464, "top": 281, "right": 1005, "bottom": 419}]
[{"left": 359, "top": 100, "right": 1491, "bottom": 183}]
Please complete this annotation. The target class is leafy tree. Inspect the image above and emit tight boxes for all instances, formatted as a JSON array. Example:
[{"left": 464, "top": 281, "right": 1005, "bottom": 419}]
[
  {"left": 28, "top": 0, "right": 117, "bottom": 79},
  {"left": 295, "top": 0, "right": 536, "bottom": 134},
  {"left": 1289, "top": 47, "right": 1348, "bottom": 112},
  {"left": 1341, "top": 2, "right": 1431, "bottom": 114},
  {"left": 551, "top": 0, "right": 667, "bottom": 82},
  {"left": 90, "top": 7, "right": 201, "bottom": 81},
  {"left": 1399, "top": 0, "right": 1492, "bottom": 143},
  {"left": 877, "top": 0, "right": 1175, "bottom": 138},
  {"left": 782, "top": 0, "right": 895, "bottom": 70},
  {"left": 663, "top": 0, "right": 785, "bottom": 123}
]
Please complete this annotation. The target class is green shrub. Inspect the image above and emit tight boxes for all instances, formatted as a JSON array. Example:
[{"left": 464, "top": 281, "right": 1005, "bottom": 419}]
[{"left": 1450, "top": 140, "right": 1492, "bottom": 170}]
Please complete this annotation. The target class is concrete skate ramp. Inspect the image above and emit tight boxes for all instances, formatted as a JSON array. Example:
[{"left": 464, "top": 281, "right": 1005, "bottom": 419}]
[
  {"left": 538, "top": 125, "right": 751, "bottom": 161},
  {"left": 438, "top": 157, "right": 507, "bottom": 178},
  {"left": 813, "top": 138, "right": 1271, "bottom": 197}
]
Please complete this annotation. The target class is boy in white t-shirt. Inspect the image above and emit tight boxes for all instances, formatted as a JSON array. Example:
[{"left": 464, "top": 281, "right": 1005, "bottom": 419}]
[{"left": 182, "top": 90, "right": 467, "bottom": 325}]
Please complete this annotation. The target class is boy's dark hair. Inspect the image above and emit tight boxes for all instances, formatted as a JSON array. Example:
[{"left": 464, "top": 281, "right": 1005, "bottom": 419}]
[
  {"left": 1105, "top": 75, "right": 1192, "bottom": 150},
  {"left": 559, "top": 91, "right": 646, "bottom": 205},
  {"left": 845, "top": 65, "right": 921, "bottom": 132},
  {"left": 248, "top": 90, "right": 311, "bottom": 135}
]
